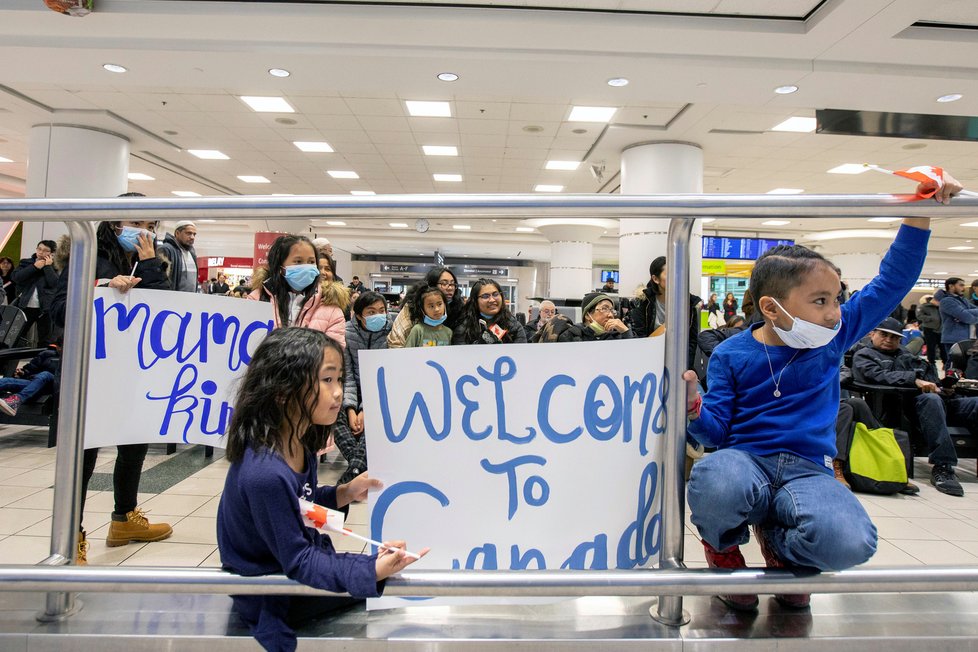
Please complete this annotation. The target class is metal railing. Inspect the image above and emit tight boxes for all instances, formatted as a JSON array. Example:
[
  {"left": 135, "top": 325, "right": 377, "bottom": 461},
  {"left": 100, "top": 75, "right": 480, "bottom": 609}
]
[{"left": 1, "top": 193, "right": 977, "bottom": 627}]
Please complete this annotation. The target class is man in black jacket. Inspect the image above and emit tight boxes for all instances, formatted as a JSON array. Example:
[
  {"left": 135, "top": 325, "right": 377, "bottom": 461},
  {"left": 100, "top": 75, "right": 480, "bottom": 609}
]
[
  {"left": 12, "top": 239, "right": 60, "bottom": 345},
  {"left": 156, "top": 221, "right": 198, "bottom": 293},
  {"left": 852, "top": 318, "right": 977, "bottom": 496}
]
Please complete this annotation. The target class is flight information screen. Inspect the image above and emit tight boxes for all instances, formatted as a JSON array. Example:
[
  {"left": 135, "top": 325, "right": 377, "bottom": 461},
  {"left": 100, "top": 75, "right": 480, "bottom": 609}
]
[{"left": 702, "top": 236, "right": 795, "bottom": 260}]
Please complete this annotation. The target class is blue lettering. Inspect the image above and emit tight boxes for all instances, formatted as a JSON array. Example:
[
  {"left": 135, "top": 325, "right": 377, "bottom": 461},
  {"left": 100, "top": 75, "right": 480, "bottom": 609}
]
[
  {"left": 537, "top": 375, "right": 582, "bottom": 444},
  {"left": 370, "top": 480, "right": 450, "bottom": 550},
  {"left": 511, "top": 545, "right": 546, "bottom": 570},
  {"left": 149, "top": 310, "right": 194, "bottom": 365},
  {"left": 199, "top": 380, "right": 234, "bottom": 436},
  {"left": 560, "top": 534, "right": 609, "bottom": 570},
  {"left": 377, "top": 362, "right": 452, "bottom": 442},
  {"left": 480, "top": 456, "right": 549, "bottom": 520},
  {"left": 237, "top": 319, "right": 274, "bottom": 369},
  {"left": 623, "top": 373, "right": 658, "bottom": 455},
  {"left": 653, "top": 369, "right": 668, "bottom": 436},
  {"left": 93, "top": 298, "right": 151, "bottom": 364},
  {"left": 584, "top": 375, "right": 622, "bottom": 441},
  {"left": 477, "top": 356, "right": 533, "bottom": 444},
  {"left": 456, "top": 375, "right": 490, "bottom": 440},
  {"left": 146, "top": 363, "right": 199, "bottom": 442},
  {"left": 616, "top": 461, "right": 660, "bottom": 568}
]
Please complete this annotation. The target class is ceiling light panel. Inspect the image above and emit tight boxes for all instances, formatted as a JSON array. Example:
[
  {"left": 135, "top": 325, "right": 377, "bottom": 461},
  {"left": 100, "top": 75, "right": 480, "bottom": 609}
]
[
  {"left": 453, "top": 225, "right": 471, "bottom": 230},
  {"left": 423, "top": 145, "right": 459, "bottom": 156},
  {"left": 761, "top": 220, "right": 791, "bottom": 226},
  {"left": 827, "top": 163, "right": 869, "bottom": 175},
  {"left": 515, "top": 227, "right": 535, "bottom": 232},
  {"left": 172, "top": 191, "right": 201, "bottom": 197},
  {"left": 188, "top": 149, "right": 229, "bottom": 160},
  {"left": 868, "top": 217, "right": 901, "bottom": 222},
  {"left": 433, "top": 174, "right": 462, "bottom": 182},
  {"left": 567, "top": 106, "right": 617, "bottom": 122},
  {"left": 771, "top": 117, "right": 816, "bottom": 132},
  {"left": 534, "top": 184, "right": 564, "bottom": 192},
  {"left": 238, "top": 175, "right": 270, "bottom": 183},
  {"left": 389, "top": 222, "right": 409, "bottom": 228},
  {"left": 294, "top": 141, "right": 334, "bottom": 152},
  {"left": 766, "top": 188, "right": 803, "bottom": 194},
  {"left": 327, "top": 170, "right": 359, "bottom": 179},
  {"left": 239, "top": 96, "right": 295, "bottom": 113},
  {"left": 406, "top": 100, "right": 452, "bottom": 117},
  {"left": 350, "top": 190, "right": 375, "bottom": 195},
  {"left": 127, "top": 173, "right": 155, "bottom": 181},
  {"left": 0, "top": 156, "right": 11, "bottom": 163},
  {"left": 325, "top": 221, "right": 347, "bottom": 226},
  {"left": 546, "top": 160, "right": 580, "bottom": 170}
]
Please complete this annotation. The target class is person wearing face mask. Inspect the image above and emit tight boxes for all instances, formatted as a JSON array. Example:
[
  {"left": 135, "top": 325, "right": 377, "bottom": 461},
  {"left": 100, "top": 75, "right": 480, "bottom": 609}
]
[
  {"left": 405, "top": 286, "right": 453, "bottom": 348},
  {"left": 335, "top": 291, "right": 392, "bottom": 485},
  {"left": 49, "top": 198, "right": 174, "bottom": 564},
  {"left": 12, "top": 239, "right": 60, "bottom": 345},
  {"left": 387, "top": 267, "right": 464, "bottom": 348},
  {"left": 452, "top": 278, "right": 527, "bottom": 345},
  {"left": 579, "top": 292, "right": 632, "bottom": 341},
  {"left": 248, "top": 235, "right": 348, "bottom": 347},
  {"left": 683, "top": 171, "right": 962, "bottom": 613}
]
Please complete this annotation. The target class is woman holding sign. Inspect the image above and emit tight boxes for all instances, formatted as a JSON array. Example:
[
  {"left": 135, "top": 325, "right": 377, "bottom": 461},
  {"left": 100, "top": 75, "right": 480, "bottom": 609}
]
[{"left": 452, "top": 278, "right": 527, "bottom": 345}]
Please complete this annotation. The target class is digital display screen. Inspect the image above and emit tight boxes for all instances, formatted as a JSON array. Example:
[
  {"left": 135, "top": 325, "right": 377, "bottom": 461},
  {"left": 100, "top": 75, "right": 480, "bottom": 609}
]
[
  {"left": 702, "top": 237, "right": 795, "bottom": 260},
  {"left": 601, "top": 270, "right": 619, "bottom": 283}
]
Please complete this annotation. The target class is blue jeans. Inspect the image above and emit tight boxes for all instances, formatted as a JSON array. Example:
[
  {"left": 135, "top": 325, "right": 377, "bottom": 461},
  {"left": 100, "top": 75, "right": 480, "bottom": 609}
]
[
  {"left": 913, "top": 393, "right": 978, "bottom": 466},
  {"left": 688, "top": 449, "right": 877, "bottom": 571},
  {"left": 0, "top": 372, "right": 54, "bottom": 404}
]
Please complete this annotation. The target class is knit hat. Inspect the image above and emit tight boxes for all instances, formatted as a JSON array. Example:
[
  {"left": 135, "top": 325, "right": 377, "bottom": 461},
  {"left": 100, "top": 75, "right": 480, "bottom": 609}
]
[
  {"left": 174, "top": 220, "right": 196, "bottom": 230},
  {"left": 582, "top": 292, "right": 611, "bottom": 316}
]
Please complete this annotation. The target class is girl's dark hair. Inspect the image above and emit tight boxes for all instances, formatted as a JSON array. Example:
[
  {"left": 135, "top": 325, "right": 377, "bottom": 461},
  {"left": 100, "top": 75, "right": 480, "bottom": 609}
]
[
  {"left": 96, "top": 221, "right": 138, "bottom": 275},
  {"left": 458, "top": 278, "right": 514, "bottom": 342},
  {"left": 318, "top": 252, "right": 337, "bottom": 277},
  {"left": 404, "top": 266, "right": 463, "bottom": 327},
  {"left": 225, "top": 327, "right": 341, "bottom": 463},
  {"left": 262, "top": 235, "right": 318, "bottom": 327},
  {"left": 410, "top": 286, "right": 447, "bottom": 325},
  {"left": 648, "top": 256, "right": 666, "bottom": 295},
  {"left": 0, "top": 256, "right": 13, "bottom": 272},
  {"left": 353, "top": 290, "right": 386, "bottom": 316},
  {"left": 749, "top": 244, "right": 835, "bottom": 303}
]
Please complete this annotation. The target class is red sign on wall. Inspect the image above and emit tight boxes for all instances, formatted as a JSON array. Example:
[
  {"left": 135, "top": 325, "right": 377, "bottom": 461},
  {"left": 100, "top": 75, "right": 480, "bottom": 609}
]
[{"left": 253, "top": 232, "right": 288, "bottom": 268}]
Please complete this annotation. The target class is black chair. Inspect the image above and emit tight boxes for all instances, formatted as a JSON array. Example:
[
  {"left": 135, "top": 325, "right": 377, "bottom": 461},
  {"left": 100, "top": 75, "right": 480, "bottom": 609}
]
[
  {"left": 0, "top": 346, "right": 59, "bottom": 448},
  {"left": 948, "top": 339, "right": 976, "bottom": 372},
  {"left": 0, "top": 305, "right": 27, "bottom": 353}
]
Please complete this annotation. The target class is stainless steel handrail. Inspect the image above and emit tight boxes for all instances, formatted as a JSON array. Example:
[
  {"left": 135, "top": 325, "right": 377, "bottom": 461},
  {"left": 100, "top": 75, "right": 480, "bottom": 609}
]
[{"left": 1, "top": 193, "right": 973, "bottom": 624}]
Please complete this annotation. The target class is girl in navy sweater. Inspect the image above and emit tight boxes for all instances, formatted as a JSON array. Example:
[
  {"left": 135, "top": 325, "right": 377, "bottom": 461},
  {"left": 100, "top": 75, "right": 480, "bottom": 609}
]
[
  {"left": 683, "top": 172, "right": 961, "bottom": 612},
  {"left": 217, "top": 327, "right": 426, "bottom": 651}
]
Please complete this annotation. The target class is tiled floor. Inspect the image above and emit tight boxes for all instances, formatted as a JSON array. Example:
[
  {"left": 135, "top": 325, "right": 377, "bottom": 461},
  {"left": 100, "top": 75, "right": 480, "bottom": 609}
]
[{"left": 1, "top": 424, "right": 976, "bottom": 571}]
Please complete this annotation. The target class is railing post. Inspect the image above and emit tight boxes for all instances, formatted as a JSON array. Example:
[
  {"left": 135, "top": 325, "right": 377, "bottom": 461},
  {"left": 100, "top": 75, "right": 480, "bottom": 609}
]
[
  {"left": 38, "top": 221, "right": 97, "bottom": 622},
  {"left": 653, "top": 216, "right": 696, "bottom": 626}
]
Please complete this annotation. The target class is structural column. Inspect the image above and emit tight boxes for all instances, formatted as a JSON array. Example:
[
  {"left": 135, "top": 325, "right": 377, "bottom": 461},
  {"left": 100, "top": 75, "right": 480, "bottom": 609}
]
[
  {"left": 618, "top": 142, "right": 703, "bottom": 297},
  {"left": 24, "top": 124, "right": 130, "bottom": 249},
  {"left": 525, "top": 219, "right": 617, "bottom": 299}
]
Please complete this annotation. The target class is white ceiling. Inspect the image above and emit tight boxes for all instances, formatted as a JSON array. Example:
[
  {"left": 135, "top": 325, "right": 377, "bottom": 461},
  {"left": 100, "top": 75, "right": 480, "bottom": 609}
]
[{"left": 1, "top": 0, "right": 978, "bottom": 275}]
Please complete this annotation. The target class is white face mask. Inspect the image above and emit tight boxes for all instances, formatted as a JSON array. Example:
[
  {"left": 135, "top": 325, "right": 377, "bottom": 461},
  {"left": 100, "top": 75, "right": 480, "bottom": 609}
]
[{"left": 769, "top": 298, "right": 841, "bottom": 349}]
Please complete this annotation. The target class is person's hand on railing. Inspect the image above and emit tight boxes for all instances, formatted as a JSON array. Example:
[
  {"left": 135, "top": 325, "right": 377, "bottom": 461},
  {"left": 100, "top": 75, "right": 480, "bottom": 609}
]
[
  {"left": 375, "top": 540, "right": 430, "bottom": 581},
  {"left": 683, "top": 370, "right": 702, "bottom": 420},
  {"left": 920, "top": 171, "right": 962, "bottom": 205}
]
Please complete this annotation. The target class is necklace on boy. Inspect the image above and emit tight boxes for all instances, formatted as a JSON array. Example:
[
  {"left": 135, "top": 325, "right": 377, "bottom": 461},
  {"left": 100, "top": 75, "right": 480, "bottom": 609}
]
[{"left": 761, "top": 331, "right": 800, "bottom": 398}]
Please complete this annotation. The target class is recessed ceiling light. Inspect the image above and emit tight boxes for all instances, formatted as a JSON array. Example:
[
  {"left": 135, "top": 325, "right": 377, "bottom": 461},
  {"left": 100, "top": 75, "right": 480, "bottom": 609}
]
[
  {"left": 422, "top": 145, "right": 458, "bottom": 156},
  {"left": 294, "top": 141, "right": 334, "bottom": 152},
  {"left": 933, "top": 272, "right": 948, "bottom": 275},
  {"left": 389, "top": 223, "right": 409, "bottom": 228},
  {"left": 937, "top": 94, "right": 963, "bottom": 103},
  {"left": 606, "top": 77, "right": 629, "bottom": 87},
  {"left": 700, "top": 218, "right": 716, "bottom": 223},
  {"left": 774, "top": 85, "right": 798, "bottom": 94},
  {"left": 771, "top": 117, "right": 816, "bottom": 132},
  {"left": 961, "top": 222, "right": 978, "bottom": 227},
  {"left": 268, "top": 68, "right": 291, "bottom": 78},
  {"left": 238, "top": 175, "right": 270, "bottom": 183},
  {"left": 172, "top": 191, "right": 201, "bottom": 197},
  {"left": 0, "top": 156, "right": 12, "bottom": 163},
  {"left": 868, "top": 217, "right": 901, "bottom": 222},
  {"left": 406, "top": 100, "right": 452, "bottom": 117},
  {"left": 433, "top": 173, "right": 462, "bottom": 182},
  {"left": 239, "top": 96, "right": 295, "bottom": 113},
  {"left": 271, "top": 193, "right": 294, "bottom": 196},
  {"left": 327, "top": 170, "right": 359, "bottom": 179},
  {"left": 350, "top": 190, "right": 375, "bottom": 196},
  {"left": 827, "top": 163, "right": 869, "bottom": 175},
  {"left": 761, "top": 220, "right": 790, "bottom": 226},
  {"left": 546, "top": 160, "right": 580, "bottom": 170},
  {"left": 568, "top": 106, "right": 617, "bottom": 122},
  {"left": 453, "top": 225, "right": 471, "bottom": 230},
  {"left": 515, "top": 227, "right": 535, "bottom": 232},
  {"left": 188, "top": 149, "right": 229, "bottom": 160},
  {"left": 127, "top": 173, "right": 154, "bottom": 181},
  {"left": 437, "top": 72, "right": 459, "bottom": 82},
  {"left": 766, "top": 188, "right": 804, "bottom": 194},
  {"left": 523, "top": 125, "right": 544, "bottom": 133},
  {"left": 949, "top": 246, "right": 974, "bottom": 250},
  {"left": 534, "top": 184, "right": 564, "bottom": 192},
  {"left": 326, "top": 221, "right": 347, "bottom": 226},
  {"left": 196, "top": 219, "right": 217, "bottom": 223},
  {"left": 102, "top": 63, "right": 127, "bottom": 74}
]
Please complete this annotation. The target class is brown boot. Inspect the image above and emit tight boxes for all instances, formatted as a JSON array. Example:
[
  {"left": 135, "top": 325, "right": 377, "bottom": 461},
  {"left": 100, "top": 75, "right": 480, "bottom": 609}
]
[
  {"left": 832, "top": 459, "right": 851, "bottom": 491},
  {"left": 76, "top": 530, "right": 88, "bottom": 565},
  {"left": 106, "top": 508, "right": 173, "bottom": 547}
]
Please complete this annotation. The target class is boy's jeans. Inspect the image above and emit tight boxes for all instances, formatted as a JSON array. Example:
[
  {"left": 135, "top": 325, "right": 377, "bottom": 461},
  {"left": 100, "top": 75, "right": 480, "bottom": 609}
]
[
  {"left": 688, "top": 449, "right": 877, "bottom": 571},
  {"left": 0, "top": 372, "right": 55, "bottom": 404}
]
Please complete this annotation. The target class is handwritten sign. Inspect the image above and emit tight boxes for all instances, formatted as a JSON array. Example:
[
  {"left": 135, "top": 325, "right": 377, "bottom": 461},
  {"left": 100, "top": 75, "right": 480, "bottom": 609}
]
[
  {"left": 84, "top": 288, "right": 273, "bottom": 448},
  {"left": 361, "top": 337, "right": 668, "bottom": 605}
]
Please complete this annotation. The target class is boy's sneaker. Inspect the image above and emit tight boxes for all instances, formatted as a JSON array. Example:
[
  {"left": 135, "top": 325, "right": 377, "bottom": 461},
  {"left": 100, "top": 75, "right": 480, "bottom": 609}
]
[
  {"left": 106, "top": 508, "right": 173, "bottom": 547},
  {"left": 751, "top": 525, "right": 811, "bottom": 609},
  {"left": 930, "top": 464, "right": 964, "bottom": 497},
  {"left": 0, "top": 395, "right": 21, "bottom": 416},
  {"left": 701, "top": 539, "right": 759, "bottom": 612}
]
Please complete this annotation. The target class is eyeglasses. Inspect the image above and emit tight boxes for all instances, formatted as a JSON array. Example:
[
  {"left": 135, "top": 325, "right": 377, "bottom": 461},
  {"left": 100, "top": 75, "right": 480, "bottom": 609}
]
[
  {"left": 594, "top": 306, "right": 616, "bottom": 315},
  {"left": 437, "top": 280, "right": 456, "bottom": 288},
  {"left": 478, "top": 291, "right": 502, "bottom": 301}
]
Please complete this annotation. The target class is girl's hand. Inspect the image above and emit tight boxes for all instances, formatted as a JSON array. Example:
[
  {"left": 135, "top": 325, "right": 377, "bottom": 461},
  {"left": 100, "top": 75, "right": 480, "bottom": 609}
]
[
  {"left": 108, "top": 275, "right": 141, "bottom": 293},
  {"left": 350, "top": 409, "right": 364, "bottom": 435},
  {"left": 375, "top": 542, "right": 429, "bottom": 581},
  {"left": 135, "top": 232, "right": 156, "bottom": 261},
  {"left": 683, "top": 370, "right": 701, "bottom": 420},
  {"left": 337, "top": 472, "right": 382, "bottom": 506}
]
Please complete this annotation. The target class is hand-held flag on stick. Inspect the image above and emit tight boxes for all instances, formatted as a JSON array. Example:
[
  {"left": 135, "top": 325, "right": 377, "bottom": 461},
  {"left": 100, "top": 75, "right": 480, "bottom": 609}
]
[
  {"left": 864, "top": 164, "right": 978, "bottom": 198},
  {"left": 298, "top": 497, "right": 422, "bottom": 560}
]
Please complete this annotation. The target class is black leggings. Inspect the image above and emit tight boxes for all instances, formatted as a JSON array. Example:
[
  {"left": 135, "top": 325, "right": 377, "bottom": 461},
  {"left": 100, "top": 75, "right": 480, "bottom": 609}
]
[{"left": 79, "top": 444, "right": 149, "bottom": 529}]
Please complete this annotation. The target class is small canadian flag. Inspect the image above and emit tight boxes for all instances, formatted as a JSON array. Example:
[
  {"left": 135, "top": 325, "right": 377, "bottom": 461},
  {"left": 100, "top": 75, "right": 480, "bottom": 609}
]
[{"left": 865, "top": 164, "right": 944, "bottom": 198}]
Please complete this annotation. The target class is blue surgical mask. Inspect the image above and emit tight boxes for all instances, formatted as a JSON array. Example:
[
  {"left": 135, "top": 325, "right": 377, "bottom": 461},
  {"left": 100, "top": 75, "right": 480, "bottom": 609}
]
[
  {"left": 117, "top": 226, "right": 151, "bottom": 253},
  {"left": 364, "top": 313, "right": 387, "bottom": 332},
  {"left": 479, "top": 312, "right": 496, "bottom": 321},
  {"left": 424, "top": 314, "right": 447, "bottom": 327},
  {"left": 283, "top": 264, "right": 320, "bottom": 292}
]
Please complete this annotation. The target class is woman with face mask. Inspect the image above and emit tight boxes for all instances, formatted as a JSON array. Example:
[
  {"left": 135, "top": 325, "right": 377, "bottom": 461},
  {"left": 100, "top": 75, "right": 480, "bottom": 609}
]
[
  {"left": 334, "top": 291, "right": 392, "bottom": 484},
  {"left": 248, "top": 235, "right": 349, "bottom": 347}
]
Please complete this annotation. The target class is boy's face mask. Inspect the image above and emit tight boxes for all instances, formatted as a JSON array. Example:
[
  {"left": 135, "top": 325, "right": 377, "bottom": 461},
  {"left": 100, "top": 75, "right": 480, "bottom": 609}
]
[{"left": 769, "top": 297, "right": 841, "bottom": 349}]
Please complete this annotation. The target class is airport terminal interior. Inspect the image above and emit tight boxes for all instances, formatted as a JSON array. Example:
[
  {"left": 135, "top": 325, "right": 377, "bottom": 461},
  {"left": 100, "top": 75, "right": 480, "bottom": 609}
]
[{"left": 2, "top": 0, "right": 978, "bottom": 649}]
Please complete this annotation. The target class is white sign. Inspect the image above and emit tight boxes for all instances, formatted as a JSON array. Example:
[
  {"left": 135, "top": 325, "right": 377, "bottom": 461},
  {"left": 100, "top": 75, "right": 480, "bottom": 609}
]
[
  {"left": 84, "top": 288, "right": 273, "bottom": 448},
  {"left": 361, "top": 338, "right": 668, "bottom": 604}
]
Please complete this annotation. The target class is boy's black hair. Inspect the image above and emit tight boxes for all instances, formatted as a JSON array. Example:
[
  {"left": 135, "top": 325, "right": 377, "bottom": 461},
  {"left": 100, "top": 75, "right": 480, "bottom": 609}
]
[
  {"left": 748, "top": 244, "right": 837, "bottom": 304},
  {"left": 410, "top": 286, "right": 446, "bottom": 325},
  {"left": 353, "top": 290, "right": 386, "bottom": 316},
  {"left": 946, "top": 277, "right": 964, "bottom": 291},
  {"left": 37, "top": 240, "right": 58, "bottom": 254},
  {"left": 225, "top": 327, "right": 340, "bottom": 463}
]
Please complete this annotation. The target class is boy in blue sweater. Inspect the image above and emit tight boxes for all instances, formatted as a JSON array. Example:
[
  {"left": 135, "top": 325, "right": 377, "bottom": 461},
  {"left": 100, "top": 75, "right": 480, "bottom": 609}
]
[{"left": 683, "top": 173, "right": 961, "bottom": 612}]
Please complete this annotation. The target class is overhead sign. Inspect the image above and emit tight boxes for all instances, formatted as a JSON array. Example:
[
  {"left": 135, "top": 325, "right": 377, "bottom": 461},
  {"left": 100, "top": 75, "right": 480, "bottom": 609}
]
[
  {"left": 701, "top": 260, "right": 727, "bottom": 275},
  {"left": 457, "top": 266, "right": 509, "bottom": 277},
  {"left": 380, "top": 263, "right": 430, "bottom": 274}
]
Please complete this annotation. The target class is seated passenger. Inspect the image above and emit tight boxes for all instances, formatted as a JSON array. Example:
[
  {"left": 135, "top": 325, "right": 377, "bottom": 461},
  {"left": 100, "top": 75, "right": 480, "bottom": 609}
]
[
  {"left": 0, "top": 342, "right": 59, "bottom": 416},
  {"left": 683, "top": 170, "right": 959, "bottom": 612},
  {"left": 697, "top": 315, "right": 747, "bottom": 357},
  {"left": 579, "top": 292, "right": 632, "bottom": 341},
  {"left": 524, "top": 300, "right": 556, "bottom": 341},
  {"left": 852, "top": 317, "right": 976, "bottom": 496},
  {"left": 452, "top": 278, "right": 526, "bottom": 345}
]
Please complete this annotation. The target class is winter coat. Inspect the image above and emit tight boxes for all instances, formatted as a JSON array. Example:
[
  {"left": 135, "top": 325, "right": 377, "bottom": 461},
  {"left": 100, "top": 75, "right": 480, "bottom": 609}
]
[
  {"left": 11, "top": 255, "right": 60, "bottom": 312},
  {"left": 452, "top": 312, "right": 527, "bottom": 345},
  {"left": 939, "top": 291, "right": 978, "bottom": 344},
  {"left": 629, "top": 284, "right": 701, "bottom": 368},
  {"left": 917, "top": 302, "right": 941, "bottom": 331},
  {"left": 343, "top": 315, "right": 393, "bottom": 411},
  {"left": 852, "top": 344, "right": 938, "bottom": 387},
  {"left": 156, "top": 233, "right": 197, "bottom": 292},
  {"left": 247, "top": 267, "right": 348, "bottom": 347},
  {"left": 697, "top": 325, "right": 747, "bottom": 357},
  {"left": 722, "top": 299, "right": 738, "bottom": 321},
  {"left": 21, "top": 346, "right": 61, "bottom": 392}
]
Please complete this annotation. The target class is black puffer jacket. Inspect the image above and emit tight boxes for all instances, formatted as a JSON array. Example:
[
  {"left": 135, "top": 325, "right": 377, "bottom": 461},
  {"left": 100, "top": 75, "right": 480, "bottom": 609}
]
[
  {"left": 452, "top": 313, "right": 527, "bottom": 345},
  {"left": 629, "top": 284, "right": 702, "bottom": 368},
  {"left": 11, "top": 255, "right": 60, "bottom": 311}
]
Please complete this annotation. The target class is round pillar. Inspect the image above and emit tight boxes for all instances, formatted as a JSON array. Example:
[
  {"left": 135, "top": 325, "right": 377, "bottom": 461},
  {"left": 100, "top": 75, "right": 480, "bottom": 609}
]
[
  {"left": 525, "top": 219, "right": 617, "bottom": 300},
  {"left": 24, "top": 124, "right": 130, "bottom": 249},
  {"left": 619, "top": 142, "right": 703, "bottom": 297}
]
